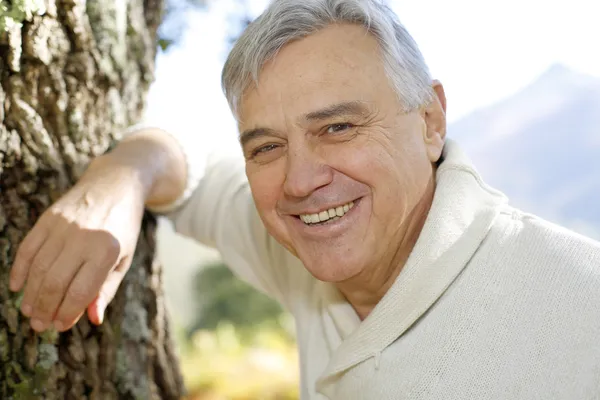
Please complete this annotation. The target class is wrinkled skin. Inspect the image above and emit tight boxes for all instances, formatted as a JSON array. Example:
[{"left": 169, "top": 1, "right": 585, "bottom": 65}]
[
  {"left": 239, "top": 24, "right": 447, "bottom": 317},
  {"left": 9, "top": 156, "right": 146, "bottom": 332}
]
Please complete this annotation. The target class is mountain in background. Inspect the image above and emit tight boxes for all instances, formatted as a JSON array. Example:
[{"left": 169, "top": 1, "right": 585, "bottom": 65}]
[{"left": 449, "top": 64, "right": 600, "bottom": 239}]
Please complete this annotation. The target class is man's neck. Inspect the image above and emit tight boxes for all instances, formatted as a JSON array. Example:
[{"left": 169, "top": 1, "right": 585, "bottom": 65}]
[{"left": 336, "top": 175, "right": 436, "bottom": 320}]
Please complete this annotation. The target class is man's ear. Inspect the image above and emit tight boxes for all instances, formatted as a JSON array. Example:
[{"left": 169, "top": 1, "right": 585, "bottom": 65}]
[
  {"left": 432, "top": 79, "right": 447, "bottom": 114},
  {"left": 422, "top": 80, "right": 447, "bottom": 163}
]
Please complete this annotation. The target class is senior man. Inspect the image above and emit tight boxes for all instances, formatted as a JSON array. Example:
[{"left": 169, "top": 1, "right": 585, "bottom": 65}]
[{"left": 9, "top": 0, "right": 600, "bottom": 398}]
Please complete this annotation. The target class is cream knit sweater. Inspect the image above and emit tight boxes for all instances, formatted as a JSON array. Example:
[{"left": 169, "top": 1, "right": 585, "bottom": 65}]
[{"left": 164, "top": 139, "right": 600, "bottom": 400}]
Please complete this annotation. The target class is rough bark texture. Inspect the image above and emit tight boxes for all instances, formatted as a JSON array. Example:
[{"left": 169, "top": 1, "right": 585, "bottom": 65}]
[{"left": 0, "top": 0, "right": 185, "bottom": 398}]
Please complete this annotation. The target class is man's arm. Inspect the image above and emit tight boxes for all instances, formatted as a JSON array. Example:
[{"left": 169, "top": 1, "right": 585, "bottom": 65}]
[
  {"left": 9, "top": 127, "right": 190, "bottom": 332},
  {"left": 107, "top": 127, "right": 188, "bottom": 210}
]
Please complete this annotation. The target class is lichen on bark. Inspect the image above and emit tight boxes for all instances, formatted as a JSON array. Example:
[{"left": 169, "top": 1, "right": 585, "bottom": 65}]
[{"left": 0, "top": 0, "right": 46, "bottom": 32}]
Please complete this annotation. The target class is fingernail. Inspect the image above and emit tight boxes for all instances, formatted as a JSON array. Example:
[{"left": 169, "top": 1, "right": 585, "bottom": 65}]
[
  {"left": 31, "top": 319, "right": 45, "bottom": 332},
  {"left": 97, "top": 298, "right": 106, "bottom": 324},
  {"left": 9, "top": 279, "right": 19, "bottom": 292},
  {"left": 21, "top": 304, "right": 32, "bottom": 317},
  {"left": 53, "top": 321, "right": 64, "bottom": 331}
]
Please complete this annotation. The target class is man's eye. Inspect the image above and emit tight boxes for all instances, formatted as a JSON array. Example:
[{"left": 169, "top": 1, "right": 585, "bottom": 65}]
[
  {"left": 326, "top": 123, "right": 354, "bottom": 134},
  {"left": 252, "top": 144, "right": 278, "bottom": 157}
]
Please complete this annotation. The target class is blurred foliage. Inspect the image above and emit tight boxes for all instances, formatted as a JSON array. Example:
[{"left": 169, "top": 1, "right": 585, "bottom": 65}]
[
  {"left": 188, "top": 262, "right": 290, "bottom": 341},
  {"left": 157, "top": 0, "right": 206, "bottom": 50},
  {"left": 178, "top": 322, "right": 299, "bottom": 399},
  {"left": 176, "top": 261, "right": 298, "bottom": 399},
  {"left": 224, "top": 0, "right": 254, "bottom": 46},
  {"left": 158, "top": 0, "right": 253, "bottom": 51}
]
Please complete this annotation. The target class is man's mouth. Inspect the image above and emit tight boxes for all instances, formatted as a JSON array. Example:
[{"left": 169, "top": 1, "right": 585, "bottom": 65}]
[{"left": 298, "top": 201, "right": 355, "bottom": 225}]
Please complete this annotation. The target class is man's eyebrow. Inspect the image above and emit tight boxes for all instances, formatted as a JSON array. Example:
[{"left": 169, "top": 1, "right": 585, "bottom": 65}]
[
  {"left": 239, "top": 127, "right": 277, "bottom": 148},
  {"left": 303, "top": 101, "right": 371, "bottom": 121},
  {"left": 239, "top": 101, "right": 370, "bottom": 147}
]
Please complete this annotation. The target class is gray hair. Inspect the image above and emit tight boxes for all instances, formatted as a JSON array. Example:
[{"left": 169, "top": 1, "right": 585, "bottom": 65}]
[{"left": 221, "top": 0, "right": 434, "bottom": 119}]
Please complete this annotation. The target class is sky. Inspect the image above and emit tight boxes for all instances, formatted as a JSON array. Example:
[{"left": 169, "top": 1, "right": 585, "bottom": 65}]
[{"left": 144, "top": 0, "right": 600, "bottom": 164}]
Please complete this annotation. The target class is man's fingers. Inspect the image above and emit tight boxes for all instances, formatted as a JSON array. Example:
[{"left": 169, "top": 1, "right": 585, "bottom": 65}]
[
  {"left": 51, "top": 260, "right": 104, "bottom": 331},
  {"left": 9, "top": 225, "right": 49, "bottom": 293},
  {"left": 29, "top": 249, "right": 83, "bottom": 333},
  {"left": 53, "top": 310, "right": 85, "bottom": 333},
  {"left": 87, "top": 261, "right": 129, "bottom": 326},
  {"left": 19, "top": 236, "right": 65, "bottom": 318},
  {"left": 57, "top": 264, "right": 127, "bottom": 332},
  {"left": 87, "top": 294, "right": 105, "bottom": 326},
  {"left": 53, "top": 257, "right": 124, "bottom": 330}
]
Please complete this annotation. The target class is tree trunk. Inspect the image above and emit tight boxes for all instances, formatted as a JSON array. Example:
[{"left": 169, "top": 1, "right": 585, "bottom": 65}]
[{"left": 0, "top": 1, "right": 185, "bottom": 399}]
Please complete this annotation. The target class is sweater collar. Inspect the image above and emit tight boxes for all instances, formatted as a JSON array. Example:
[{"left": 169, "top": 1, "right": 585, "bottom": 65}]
[{"left": 316, "top": 139, "right": 508, "bottom": 388}]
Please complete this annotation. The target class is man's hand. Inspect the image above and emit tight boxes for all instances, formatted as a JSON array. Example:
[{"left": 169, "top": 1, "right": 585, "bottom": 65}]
[
  {"left": 8, "top": 128, "right": 187, "bottom": 333},
  {"left": 9, "top": 156, "right": 147, "bottom": 333}
]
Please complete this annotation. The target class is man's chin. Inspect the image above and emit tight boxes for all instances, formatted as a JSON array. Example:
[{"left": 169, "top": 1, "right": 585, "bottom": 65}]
[{"left": 300, "top": 256, "right": 361, "bottom": 283}]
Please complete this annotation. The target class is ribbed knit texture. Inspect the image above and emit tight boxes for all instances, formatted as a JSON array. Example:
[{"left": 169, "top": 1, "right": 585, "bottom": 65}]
[{"left": 162, "top": 139, "right": 600, "bottom": 400}]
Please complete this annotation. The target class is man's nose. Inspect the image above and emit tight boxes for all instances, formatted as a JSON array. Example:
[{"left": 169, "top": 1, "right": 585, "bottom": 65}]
[{"left": 283, "top": 144, "right": 333, "bottom": 199}]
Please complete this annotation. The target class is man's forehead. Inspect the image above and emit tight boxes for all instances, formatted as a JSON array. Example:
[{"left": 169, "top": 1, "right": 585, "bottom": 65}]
[
  {"left": 238, "top": 68, "right": 385, "bottom": 129},
  {"left": 236, "top": 24, "right": 391, "bottom": 130}
]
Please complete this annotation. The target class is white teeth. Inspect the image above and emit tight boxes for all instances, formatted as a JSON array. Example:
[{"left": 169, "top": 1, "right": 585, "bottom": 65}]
[{"left": 299, "top": 201, "right": 356, "bottom": 225}]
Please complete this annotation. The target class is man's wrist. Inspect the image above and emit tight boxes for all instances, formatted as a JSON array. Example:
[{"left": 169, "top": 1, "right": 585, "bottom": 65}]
[
  {"left": 95, "top": 128, "right": 188, "bottom": 208},
  {"left": 87, "top": 146, "right": 156, "bottom": 204}
]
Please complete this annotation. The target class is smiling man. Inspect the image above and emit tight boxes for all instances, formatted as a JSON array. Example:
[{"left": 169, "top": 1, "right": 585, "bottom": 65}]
[
  {"left": 236, "top": 22, "right": 445, "bottom": 319},
  {"left": 9, "top": 0, "right": 600, "bottom": 399}
]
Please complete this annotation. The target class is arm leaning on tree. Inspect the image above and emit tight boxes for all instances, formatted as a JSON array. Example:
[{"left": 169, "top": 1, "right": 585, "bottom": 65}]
[{"left": 9, "top": 127, "right": 189, "bottom": 333}]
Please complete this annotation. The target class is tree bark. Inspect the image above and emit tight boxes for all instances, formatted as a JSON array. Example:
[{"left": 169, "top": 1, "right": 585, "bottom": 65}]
[{"left": 0, "top": 1, "right": 185, "bottom": 399}]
